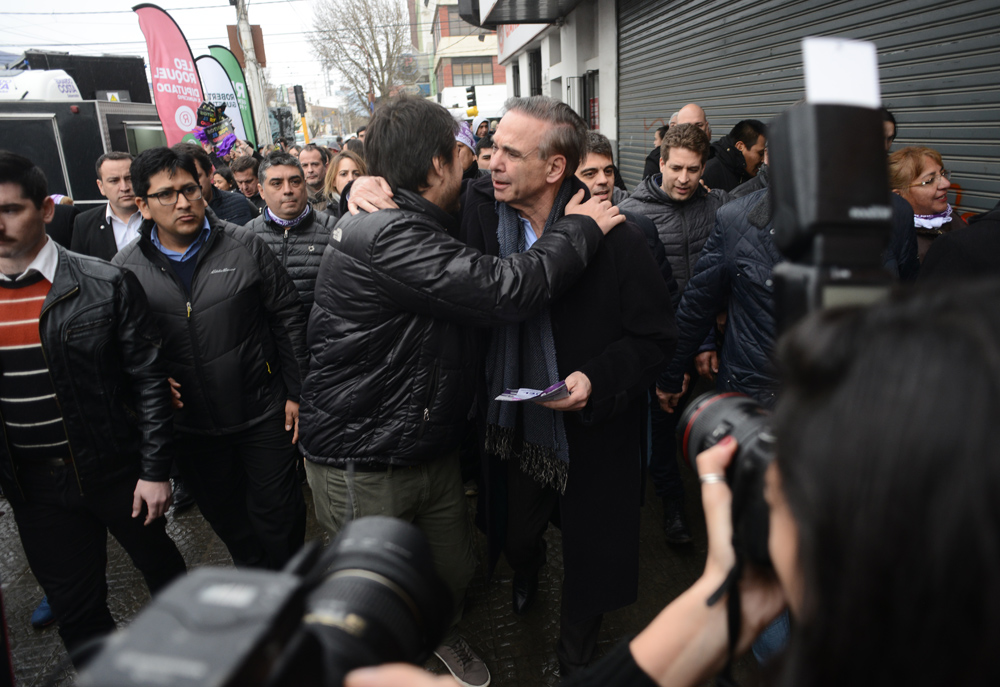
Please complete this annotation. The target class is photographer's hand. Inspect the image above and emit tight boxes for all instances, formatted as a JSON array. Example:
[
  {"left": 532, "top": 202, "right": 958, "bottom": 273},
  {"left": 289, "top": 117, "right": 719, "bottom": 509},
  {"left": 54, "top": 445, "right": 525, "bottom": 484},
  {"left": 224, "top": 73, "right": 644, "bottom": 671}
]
[{"left": 628, "top": 439, "right": 786, "bottom": 686}]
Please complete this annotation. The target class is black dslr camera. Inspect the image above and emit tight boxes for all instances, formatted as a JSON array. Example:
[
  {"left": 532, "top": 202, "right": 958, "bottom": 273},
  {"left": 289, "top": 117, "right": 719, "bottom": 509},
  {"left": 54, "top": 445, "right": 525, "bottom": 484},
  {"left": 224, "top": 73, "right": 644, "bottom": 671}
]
[
  {"left": 676, "top": 99, "right": 894, "bottom": 570},
  {"left": 77, "top": 516, "right": 453, "bottom": 687}
]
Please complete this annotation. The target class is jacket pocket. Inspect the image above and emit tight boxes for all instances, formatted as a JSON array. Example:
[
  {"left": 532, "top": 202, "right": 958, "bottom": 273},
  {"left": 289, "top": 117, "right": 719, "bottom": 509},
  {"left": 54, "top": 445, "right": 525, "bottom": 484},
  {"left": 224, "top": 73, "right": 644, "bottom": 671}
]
[
  {"left": 734, "top": 258, "right": 774, "bottom": 294},
  {"left": 417, "top": 364, "right": 440, "bottom": 439}
]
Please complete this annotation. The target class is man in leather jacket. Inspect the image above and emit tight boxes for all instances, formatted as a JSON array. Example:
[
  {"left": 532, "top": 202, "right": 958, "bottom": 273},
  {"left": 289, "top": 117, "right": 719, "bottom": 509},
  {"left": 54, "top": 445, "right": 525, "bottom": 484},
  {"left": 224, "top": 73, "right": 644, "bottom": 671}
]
[
  {"left": 114, "top": 147, "right": 307, "bottom": 571},
  {"left": 299, "top": 95, "right": 623, "bottom": 687},
  {"left": 0, "top": 151, "right": 186, "bottom": 663}
]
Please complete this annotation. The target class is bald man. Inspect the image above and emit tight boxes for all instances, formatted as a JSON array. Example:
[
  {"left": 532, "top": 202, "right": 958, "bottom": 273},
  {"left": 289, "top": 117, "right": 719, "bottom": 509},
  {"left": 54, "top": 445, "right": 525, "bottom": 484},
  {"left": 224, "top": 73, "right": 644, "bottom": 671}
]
[{"left": 642, "top": 103, "right": 715, "bottom": 180}]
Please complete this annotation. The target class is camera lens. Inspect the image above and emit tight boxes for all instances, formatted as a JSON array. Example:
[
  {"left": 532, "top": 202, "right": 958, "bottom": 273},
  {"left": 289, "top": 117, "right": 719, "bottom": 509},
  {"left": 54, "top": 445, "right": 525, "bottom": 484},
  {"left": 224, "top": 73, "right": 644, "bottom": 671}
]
[
  {"left": 297, "top": 517, "right": 453, "bottom": 685},
  {"left": 678, "top": 392, "right": 776, "bottom": 568}
]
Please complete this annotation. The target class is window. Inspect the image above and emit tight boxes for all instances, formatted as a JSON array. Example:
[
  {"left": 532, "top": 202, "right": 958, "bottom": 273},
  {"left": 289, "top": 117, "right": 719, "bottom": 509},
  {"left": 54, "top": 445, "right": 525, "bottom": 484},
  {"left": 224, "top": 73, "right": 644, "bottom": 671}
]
[
  {"left": 528, "top": 50, "right": 542, "bottom": 96},
  {"left": 512, "top": 63, "right": 520, "bottom": 97},
  {"left": 452, "top": 57, "right": 494, "bottom": 87},
  {"left": 446, "top": 7, "right": 478, "bottom": 37}
]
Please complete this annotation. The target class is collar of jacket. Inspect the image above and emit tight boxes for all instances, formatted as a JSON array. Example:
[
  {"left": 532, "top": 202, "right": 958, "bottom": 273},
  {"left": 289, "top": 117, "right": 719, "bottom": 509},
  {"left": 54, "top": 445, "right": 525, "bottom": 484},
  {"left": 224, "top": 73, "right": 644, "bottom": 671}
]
[
  {"left": 264, "top": 206, "right": 315, "bottom": 232},
  {"left": 638, "top": 174, "right": 710, "bottom": 206},
  {"left": 42, "top": 243, "right": 81, "bottom": 311},
  {"left": 711, "top": 134, "right": 748, "bottom": 174},
  {"left": 748, "top": 188, "right": 773, "bottom": 229},
  {"left": 392, "top": 188, "right": 460, "bottom": 234},
  {"left": 137, "top": 209, "right": 226, "bottom": 266}
]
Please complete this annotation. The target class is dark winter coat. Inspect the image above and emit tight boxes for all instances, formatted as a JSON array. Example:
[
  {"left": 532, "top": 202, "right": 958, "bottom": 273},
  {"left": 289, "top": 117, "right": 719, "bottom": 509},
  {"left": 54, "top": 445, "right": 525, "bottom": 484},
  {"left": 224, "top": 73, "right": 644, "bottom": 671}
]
[
  {"left": 702, "top": 134, "right": 751, "bottom": 192},
  {"left": 246, "top": 208, "right": 337, "bottom": 316},
  {"left": 732, "top": 166, "right": 920, "bottom": 281},
  {"left": 113, "top": 215, "right": 307, "bottom": 435},
  {"left": 642, "top": 146, "right": 661, "bottom": 180},
  {"left": 298, "top": 186, "right": 604, "bottom": 469},
  {"left": 658, "top": 189, "right": 782, "bottom": 407},
  {"left": 0, "top": 245, "right": 173, "bottom": 498},
  {"left": 463, "top": 176, "right": 677, "bottom": 622},
  {"left": 208, "top": 188, "right": 259, "bottom": 226},
  {"left": 618, "top": 175, "right": 731, "bottom": 295},
  {"left": 919, "top": 200, "right": 1000, "bottom": 281}
]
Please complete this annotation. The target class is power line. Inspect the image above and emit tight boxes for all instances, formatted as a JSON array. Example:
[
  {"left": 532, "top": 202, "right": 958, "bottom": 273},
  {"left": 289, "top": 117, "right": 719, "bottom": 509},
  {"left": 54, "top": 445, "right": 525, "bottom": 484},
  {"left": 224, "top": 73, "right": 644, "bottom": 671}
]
[{"left": 0, "top": 1, "right": 305, "bottom": 15}]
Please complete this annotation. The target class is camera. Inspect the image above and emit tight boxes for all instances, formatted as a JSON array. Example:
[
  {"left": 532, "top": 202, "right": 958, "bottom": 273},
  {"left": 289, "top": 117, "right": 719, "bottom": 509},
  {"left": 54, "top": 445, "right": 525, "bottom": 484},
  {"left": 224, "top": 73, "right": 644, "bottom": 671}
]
[
  {"left": 77, "top": 516, "right": 453, "bottom": 687},
  {"left": 678, "top": 392, "right": 776, "bottom": 568}
]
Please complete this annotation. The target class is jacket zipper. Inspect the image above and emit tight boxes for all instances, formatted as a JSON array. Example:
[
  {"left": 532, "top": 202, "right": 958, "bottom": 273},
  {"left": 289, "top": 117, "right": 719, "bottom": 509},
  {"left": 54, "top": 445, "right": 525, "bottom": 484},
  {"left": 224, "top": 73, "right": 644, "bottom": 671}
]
[
  {"left": 418, "top": 365, "right": 440, "bottom": 438},
  {"left": 39, "top": 286, "right": 85, "bottom": 495},
  {"left": 156, "top": 258, "right": 220, "bottom": 428},
  {"left": 282, "top": 228, "right": 289, "bottom": 267}
]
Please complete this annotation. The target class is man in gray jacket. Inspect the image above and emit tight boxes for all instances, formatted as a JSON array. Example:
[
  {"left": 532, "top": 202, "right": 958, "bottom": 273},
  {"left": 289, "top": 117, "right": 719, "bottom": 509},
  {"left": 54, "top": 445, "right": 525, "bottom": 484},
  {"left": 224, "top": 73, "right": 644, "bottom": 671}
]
[{"left": 618, "top": 123, "right": 730, "bottom": 545}]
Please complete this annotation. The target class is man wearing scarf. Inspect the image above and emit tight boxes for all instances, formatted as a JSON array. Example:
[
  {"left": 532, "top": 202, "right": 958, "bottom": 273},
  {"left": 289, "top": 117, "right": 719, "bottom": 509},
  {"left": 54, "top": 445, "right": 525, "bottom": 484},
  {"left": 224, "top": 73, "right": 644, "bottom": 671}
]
[
  {"left": 247, "top": 152, "right": 338, "bottom": 319},
  {"left": 461, "top": 96, "right": 677, "bottom": 675}
]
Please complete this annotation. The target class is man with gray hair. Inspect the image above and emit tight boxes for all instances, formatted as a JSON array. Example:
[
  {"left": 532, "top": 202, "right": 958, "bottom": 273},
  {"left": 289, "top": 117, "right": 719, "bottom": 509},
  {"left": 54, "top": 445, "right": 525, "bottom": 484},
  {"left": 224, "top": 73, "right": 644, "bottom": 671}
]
[
  {"left": 246, "top": 152, "right": 337, "bottom": 318},
  {"left": 463, "top": 96, "right": 676, "bottom": 675},
  {"left": 299, "top": 94, "right": 623, "bottom": 687}
]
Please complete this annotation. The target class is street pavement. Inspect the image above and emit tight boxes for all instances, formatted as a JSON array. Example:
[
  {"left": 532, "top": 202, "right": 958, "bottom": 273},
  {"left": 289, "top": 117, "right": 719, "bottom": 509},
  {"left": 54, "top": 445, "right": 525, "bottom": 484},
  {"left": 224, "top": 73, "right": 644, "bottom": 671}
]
[{"left": 0, "top": 453, "right": 761, "bottom": 686}]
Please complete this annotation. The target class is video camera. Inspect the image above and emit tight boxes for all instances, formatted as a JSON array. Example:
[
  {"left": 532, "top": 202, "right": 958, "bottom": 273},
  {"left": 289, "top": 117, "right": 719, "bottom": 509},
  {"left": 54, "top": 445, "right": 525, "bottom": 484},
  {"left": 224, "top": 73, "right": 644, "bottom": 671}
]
[
  {"left": 76, "top": 516, "right": 453, "bottom": 687},
  {"left": 674, "top": 37, "right": 897, "bottom": 679}
]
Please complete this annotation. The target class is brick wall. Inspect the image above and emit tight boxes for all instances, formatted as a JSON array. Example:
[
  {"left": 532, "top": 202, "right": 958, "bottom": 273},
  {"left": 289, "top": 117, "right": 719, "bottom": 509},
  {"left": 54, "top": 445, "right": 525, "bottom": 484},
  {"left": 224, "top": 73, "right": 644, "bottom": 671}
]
[
  {"left": 491, "top": 56, "right": 505, "bottom": 84},
  {"left": 438, "top": 6, "right": 450, "bottom": 38},
  {"left": 442, "top": 60, "right": 453, "bottom": 88}
]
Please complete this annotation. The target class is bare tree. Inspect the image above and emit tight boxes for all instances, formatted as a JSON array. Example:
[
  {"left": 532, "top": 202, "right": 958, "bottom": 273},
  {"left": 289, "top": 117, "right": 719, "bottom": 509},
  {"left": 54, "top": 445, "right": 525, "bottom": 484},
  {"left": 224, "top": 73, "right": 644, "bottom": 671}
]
[{"left": 311, "top": 0, "right": 414, "bottom": 117}]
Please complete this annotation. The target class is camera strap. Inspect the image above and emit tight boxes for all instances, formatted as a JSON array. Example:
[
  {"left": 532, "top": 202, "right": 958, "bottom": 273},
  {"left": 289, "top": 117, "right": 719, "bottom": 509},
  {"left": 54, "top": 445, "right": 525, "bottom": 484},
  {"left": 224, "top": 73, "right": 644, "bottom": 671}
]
[{"left": 706, "top": 556, "right": 744, "bottom": 687}]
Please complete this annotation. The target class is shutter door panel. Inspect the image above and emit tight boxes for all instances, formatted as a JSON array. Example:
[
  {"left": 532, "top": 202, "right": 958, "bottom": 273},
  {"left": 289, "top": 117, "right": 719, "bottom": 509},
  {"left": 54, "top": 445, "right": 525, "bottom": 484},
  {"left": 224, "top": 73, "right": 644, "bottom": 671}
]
[{"left": 618, "top": 0, "right": 1000, "bottom": 214}]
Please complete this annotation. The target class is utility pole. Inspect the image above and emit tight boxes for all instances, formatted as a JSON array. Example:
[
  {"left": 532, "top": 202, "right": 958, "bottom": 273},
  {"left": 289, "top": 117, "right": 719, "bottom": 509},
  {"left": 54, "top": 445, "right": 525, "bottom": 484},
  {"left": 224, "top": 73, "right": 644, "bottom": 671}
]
[{"left": 233, "top": 0, "right": 272, "bottom": 146}]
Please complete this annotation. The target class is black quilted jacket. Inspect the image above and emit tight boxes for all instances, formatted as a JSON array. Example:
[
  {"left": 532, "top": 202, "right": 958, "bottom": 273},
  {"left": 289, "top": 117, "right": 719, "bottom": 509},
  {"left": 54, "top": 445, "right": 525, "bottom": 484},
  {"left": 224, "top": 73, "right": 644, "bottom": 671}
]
[
  {"left": 658, "top": 189, "right": 782, "bottom": 407},
  {"left": 618, "top": 176, "right": 730, "bottom": 295},
  {"left": 298, "top": 188, "right": 603, "bottom": 468},
  {"left": 246, "top": 208, "right": 337, "bottom": 316}
]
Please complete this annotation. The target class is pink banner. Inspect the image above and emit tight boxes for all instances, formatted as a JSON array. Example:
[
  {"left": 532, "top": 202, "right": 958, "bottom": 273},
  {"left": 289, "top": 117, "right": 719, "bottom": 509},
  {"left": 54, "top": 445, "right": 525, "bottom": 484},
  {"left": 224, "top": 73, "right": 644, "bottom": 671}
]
[{"left": 134, "top": 4, "right": 204, "bottom": 146}]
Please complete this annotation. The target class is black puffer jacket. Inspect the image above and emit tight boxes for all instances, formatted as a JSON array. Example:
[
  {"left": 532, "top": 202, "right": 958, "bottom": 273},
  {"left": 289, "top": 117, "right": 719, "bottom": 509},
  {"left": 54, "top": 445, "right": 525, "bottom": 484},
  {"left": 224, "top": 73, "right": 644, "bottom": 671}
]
[
  {"left": 246, "top": 208, "right": 337, "bottom": 315},
  {"left": 618, "top": 175, "right": 730, "bottom": 294},
  {"left": 113, "top": 215, "right": 307, "bottom": 434},
  {"left": 658, "top": 189, "right": 782, "bottom": 407},
  {"left": 299, "top": 188, "right": 604, "bottom": 468},
  {"left": 0, "top": 245, "right": 173, "bottom": 497}
]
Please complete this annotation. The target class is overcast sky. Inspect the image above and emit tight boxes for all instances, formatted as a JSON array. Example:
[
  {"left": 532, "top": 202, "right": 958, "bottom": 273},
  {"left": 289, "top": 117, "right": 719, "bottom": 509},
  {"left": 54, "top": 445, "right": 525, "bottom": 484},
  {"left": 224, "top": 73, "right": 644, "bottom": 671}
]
[{"left": 0, "top": 0, "right": 360, "bottom": 105}]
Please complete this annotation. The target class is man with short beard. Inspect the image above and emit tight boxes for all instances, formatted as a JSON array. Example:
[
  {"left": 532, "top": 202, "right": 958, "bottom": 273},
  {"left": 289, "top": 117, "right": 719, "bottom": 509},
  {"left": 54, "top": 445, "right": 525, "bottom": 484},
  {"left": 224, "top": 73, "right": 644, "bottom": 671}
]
[
  {"left": 297, "top": 143, "right": 330, "bottom": 212},
  {"left": 299, "top": 95, "right": 622, "bottom": 687},
  {"left": 618, "top": 123, "right": 731, "bottom": 546}
]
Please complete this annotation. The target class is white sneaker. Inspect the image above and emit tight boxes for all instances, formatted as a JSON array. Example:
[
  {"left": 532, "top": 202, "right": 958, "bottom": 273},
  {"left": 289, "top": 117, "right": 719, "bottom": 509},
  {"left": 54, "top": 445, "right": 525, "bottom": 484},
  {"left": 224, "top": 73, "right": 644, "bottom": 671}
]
[{"left": 433, "top": 634, "right": 491, "bottom": 687}]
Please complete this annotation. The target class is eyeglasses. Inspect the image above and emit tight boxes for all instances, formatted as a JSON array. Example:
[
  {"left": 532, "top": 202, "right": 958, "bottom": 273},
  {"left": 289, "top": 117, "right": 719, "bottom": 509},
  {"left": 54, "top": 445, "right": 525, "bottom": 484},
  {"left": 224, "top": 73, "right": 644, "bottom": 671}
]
[
  {"left": 910, "top": 169, "right": 951, "bottom": 188},
  {"left": 146, "top": 184, "right": 203, "bottom": 206}
]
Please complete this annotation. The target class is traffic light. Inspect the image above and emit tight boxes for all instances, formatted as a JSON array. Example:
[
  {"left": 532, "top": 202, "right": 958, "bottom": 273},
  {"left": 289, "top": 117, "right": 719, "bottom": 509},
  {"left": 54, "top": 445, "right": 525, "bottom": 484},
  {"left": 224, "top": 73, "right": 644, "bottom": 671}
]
[
  {"left": 465, "top": 86, "right": 478, "bottom": 118},
  {"left": 293, "top": 85, "right": 306, "bottom": 115}
]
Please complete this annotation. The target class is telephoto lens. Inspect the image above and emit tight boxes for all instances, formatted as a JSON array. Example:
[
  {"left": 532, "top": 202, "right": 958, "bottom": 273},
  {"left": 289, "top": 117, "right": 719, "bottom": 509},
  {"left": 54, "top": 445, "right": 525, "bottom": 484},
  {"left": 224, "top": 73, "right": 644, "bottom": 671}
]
[
  {"left": 678, "top": 392, "right": 776, "bottom": 567},
  {"left": 274, "top": 516, "right": 454, "bottom": 686}
]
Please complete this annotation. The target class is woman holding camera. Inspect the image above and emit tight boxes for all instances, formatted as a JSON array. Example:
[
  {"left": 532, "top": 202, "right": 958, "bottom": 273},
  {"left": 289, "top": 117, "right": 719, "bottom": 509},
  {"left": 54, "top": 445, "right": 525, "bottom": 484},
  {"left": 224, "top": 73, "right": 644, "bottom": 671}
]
[{"left": 345, "top": 280, "right": 1000, "bottom": 686}]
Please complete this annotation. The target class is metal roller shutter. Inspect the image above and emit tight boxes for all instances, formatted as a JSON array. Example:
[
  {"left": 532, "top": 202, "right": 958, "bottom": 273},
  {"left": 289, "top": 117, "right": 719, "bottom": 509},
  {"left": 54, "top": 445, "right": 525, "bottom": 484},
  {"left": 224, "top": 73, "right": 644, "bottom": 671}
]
[{"left": 617, "top": 0, "right": 1000, "bottom": 215}]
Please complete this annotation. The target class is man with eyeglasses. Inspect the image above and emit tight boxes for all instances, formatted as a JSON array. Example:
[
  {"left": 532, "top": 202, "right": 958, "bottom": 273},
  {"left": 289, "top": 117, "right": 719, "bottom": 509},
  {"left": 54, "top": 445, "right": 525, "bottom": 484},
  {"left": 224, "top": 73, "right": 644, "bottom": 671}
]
[{"left": 113, "top": 146, "right": 308, "bottom": 570}]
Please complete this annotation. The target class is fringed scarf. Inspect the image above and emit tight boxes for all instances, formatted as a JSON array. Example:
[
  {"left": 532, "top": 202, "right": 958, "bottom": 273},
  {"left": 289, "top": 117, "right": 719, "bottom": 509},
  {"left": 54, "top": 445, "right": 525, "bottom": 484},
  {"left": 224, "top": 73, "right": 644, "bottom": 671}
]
[{"left": 484, "top": 179, "right": 576, "bottom": 494}]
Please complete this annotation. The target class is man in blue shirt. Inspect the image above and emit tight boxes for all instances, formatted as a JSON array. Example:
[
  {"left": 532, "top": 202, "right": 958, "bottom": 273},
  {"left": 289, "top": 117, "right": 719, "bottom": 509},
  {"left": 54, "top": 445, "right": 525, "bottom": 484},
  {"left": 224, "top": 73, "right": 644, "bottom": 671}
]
[{"left": 113, "top": 147, "right": 308, "bottom": 571}]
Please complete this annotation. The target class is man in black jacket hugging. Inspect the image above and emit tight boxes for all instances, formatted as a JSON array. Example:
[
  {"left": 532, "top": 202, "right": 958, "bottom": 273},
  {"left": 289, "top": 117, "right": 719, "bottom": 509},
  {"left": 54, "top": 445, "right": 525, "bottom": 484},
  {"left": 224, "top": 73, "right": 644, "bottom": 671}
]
[
  {"left": 298, "top": 95, "right": 623, "bottom": 687},
  {"left": 114, "top": 147, "right": 307, "bottom": 571}
]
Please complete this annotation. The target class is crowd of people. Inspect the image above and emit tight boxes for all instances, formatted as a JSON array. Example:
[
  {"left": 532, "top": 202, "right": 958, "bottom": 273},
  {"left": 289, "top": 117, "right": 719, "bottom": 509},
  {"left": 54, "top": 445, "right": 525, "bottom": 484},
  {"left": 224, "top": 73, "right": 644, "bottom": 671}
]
[{"left": 0, "top": 89, "right": 997, "bottom": 687}]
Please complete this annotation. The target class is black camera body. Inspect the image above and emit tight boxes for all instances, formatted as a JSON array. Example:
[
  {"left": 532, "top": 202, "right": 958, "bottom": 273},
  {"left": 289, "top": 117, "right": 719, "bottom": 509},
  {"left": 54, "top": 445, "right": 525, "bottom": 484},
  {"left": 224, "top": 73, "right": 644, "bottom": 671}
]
[
  {"left": 770, "top": 103, "right": 894, "bottom": 332},
  {"left": 679, "top": 393, "right": 776, "bottom": 568},
  {"left": 77, "top": 516, "right": 453, "bottom": 687}
]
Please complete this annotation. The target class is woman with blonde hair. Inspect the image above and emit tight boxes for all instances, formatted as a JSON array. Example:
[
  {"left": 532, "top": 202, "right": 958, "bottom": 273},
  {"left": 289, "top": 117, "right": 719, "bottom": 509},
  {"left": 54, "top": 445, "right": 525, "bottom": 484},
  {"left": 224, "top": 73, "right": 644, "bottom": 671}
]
[
  {"left": 323, "top": 149, "right": 368, "bottom": 218},
  {"left": 889, "top": 146, "right": 968, "bottom": 261}
]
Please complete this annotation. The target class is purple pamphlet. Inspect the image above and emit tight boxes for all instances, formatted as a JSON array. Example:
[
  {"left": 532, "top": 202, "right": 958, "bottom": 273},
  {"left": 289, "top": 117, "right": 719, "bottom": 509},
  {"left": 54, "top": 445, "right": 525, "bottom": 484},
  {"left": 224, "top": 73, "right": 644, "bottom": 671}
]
[{"left": 495, "top": 381, "right": 570, "bottom": 403}]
